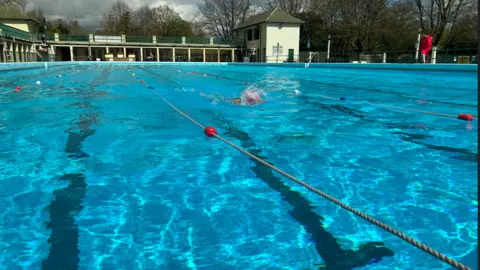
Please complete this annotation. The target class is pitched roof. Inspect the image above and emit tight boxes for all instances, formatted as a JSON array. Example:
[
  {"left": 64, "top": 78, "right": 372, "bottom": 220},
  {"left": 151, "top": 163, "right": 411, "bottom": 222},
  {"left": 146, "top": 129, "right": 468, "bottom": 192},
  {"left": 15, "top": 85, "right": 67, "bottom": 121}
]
[
  {"left": 0, "top": 6, "right": 40, "bottom": 24},
  {"left": 235, "top": 8, "right": 304, "bottom": 30}
]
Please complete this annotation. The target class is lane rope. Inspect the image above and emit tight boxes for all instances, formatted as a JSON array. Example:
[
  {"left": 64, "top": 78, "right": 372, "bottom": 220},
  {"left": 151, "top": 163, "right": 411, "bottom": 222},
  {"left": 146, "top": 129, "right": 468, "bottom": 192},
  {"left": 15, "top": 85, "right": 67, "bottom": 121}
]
[
  {"left": 317, "top": 94, "right": 475, "bottom": 121},
  {"left": 0, "top": 90, "right": 15, "bottom": 95},
  {"left": 145, "top": 88, "right": 471, "bottom": 270},
  {"left": 123, "top": 65, "right": 474, "bottom": 269},
  {"left": 162, "top": 66, "right": 475, "bottom": 122}
]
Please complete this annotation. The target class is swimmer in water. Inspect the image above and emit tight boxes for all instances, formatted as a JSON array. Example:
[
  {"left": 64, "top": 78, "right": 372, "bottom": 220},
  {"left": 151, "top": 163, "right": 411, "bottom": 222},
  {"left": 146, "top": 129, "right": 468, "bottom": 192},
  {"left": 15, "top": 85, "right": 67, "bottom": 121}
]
[
  {"left": 199, "top": 92, "right": 262, "bottom": 105},
  {"left": 231, "top": 98, "right": 242, "bottom": 104}
]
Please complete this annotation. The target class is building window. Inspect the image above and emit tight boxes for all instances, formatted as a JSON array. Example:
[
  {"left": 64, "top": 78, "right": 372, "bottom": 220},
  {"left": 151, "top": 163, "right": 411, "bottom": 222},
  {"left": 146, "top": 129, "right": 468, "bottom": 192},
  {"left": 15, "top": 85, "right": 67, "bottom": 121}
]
[
  {"left": 254, "top": 28, "right": 260, "bottom": 40},
  {"left": 247, "top": 29, "right": 253, "bottom": 41}
]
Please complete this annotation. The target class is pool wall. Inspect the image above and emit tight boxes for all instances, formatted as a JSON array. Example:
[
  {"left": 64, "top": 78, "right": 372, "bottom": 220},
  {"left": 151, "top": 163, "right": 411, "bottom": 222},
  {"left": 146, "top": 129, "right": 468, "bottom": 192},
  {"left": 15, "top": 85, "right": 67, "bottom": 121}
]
[
  {"left": 228, "top": 62, "right": 478, "bottom": 72},
  {"left": 0, "top": 62, "right": 80, "bottom": 71},
  {"left": 0, "top": 61, "right": 477, "bottom": 72}
]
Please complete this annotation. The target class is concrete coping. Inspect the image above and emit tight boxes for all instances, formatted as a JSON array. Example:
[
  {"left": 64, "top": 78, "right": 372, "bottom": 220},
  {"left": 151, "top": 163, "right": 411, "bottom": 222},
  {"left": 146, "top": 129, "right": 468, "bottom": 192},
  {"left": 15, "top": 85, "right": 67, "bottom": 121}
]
[{"left": 0, "top": 61, "right": 476, "bottom": 72}]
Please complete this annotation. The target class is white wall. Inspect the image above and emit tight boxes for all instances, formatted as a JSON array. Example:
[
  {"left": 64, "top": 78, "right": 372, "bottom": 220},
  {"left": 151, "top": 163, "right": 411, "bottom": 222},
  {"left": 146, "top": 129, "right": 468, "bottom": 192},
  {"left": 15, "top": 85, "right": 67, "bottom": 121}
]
[
  {"left": 265, "top": 23, "right": 300, "bottom": 63},
  {"left": 260, "top": 23, "right": 267, "bottom": 62}
]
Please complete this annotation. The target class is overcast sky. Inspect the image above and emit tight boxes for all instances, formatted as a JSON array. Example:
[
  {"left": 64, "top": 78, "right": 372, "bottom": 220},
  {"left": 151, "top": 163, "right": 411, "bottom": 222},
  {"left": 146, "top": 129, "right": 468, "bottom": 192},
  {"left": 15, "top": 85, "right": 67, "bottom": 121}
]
[{"left": 26, "top": 0, "right": 202, "bottom": 30}]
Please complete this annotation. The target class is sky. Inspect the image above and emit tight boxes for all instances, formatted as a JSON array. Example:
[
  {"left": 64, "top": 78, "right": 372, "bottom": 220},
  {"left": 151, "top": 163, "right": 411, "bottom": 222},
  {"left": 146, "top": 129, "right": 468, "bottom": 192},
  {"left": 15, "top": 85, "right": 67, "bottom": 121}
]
[{"left": 26, "top": 0, "right": 203, "bottom": 31}]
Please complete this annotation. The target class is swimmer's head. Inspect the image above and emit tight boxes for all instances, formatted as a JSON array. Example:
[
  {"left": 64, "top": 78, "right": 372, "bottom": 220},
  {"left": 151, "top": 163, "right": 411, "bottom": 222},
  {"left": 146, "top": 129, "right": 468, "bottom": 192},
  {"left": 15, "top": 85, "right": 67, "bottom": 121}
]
[
  {"left": 241, "top": 88, "right": 265, "bottom": 105},
  {"left": 232, "top": 98, "right": 242, "bottom": 104}
]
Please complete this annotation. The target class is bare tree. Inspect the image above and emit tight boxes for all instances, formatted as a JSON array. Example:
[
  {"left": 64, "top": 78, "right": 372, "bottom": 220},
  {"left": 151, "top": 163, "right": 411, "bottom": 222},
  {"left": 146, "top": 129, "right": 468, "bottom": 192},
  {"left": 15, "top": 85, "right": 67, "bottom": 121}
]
[
  {"left": 0, "top": 0, "right": 14, "bottom": 7},
  {"left": 310, "top": 0, "right": 343, "bottom": 29},
  {"left": 444, "top": 7, "right": 477, "bottom": 48},
  {"left": 132, "top": 5, "right": 156, "bottom": 36},
  {"left": 101, "top": 0, "right": 131, "bottom": 35},
  {"left": 198, "top": 0, "right": 253, "bottom": 39},
  {"left": 151, "top": 5, "right": 184, "bottom": 36},
  {"left": 0, "top": 0, "right": 28, "bottom": 13},
  {"left": 14, "top": 0, "right": 27, "bottom": 13},
  {"left": 375, "top": 0, "right": 418, "bottom": 50},
  {"left": 191, "top": 18, "right": 208, "bottom": 36},
  {"left": 263, "top": 0, "right": 311, "bottom": 16},
  {"left": 413, "top": 0, "right": 476, "bottom": 45},
  {"left": 338, "top": 0, "right": 388, "bottom": 55}
]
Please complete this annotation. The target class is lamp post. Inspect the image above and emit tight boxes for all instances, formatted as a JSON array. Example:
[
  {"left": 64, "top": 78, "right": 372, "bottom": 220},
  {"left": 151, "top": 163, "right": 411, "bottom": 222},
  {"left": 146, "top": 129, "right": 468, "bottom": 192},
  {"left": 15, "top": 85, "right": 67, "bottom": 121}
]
[{"left": 415, "top": 28, "right": 422, "bottom": 63}]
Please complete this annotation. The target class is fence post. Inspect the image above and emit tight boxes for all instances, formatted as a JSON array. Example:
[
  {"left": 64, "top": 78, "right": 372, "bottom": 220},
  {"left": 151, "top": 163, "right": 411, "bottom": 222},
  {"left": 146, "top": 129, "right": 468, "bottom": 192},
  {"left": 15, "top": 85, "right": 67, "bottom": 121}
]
[
  {"left": 70, "top": 46, "right": 74, "bottom": 61},
  {"left": 210, "top": 37, "right": 214, "bottom": 45},
  {"left": 152, "top": 36, "right": 156, "bottom": 43},
  {"left": 327, "top": 34, "right": 331, "bottom": 62},
  {"left": 415, "top": 29, "right": 421, "bottom": 62},
  {"left": 54, "top": 33, "right": 59, "bottom": 42},
  {"left": 89, "top": 34, "right": 93, "bottom": 42},
  {"left": 431, "top": 46, "right": 437, "bottom": 64},
  {"left": 121, "top": 35, "right": 126, "bottom": 43},
  {"left": 383, "top": 52, "right": 386, "bottom": 63},
  {"left": 182, "top": 36, "right": 186, "bottom": 44}
]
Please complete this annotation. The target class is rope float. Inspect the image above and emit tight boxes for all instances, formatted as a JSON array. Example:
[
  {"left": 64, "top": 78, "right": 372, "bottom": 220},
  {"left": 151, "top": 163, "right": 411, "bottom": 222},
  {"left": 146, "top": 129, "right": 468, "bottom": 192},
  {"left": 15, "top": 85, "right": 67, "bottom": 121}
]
[
  {"left": 126, "top": 67, "right": 472, "bottom": 270},
  {"left": 315, "top": 94, "right": 475, "bottom": 121},
  {"left": 158, "top": 66, "right": 476, "bottom": 122},
  {"left": 154, "top": 92, "right": 472, "bottom": 270}
]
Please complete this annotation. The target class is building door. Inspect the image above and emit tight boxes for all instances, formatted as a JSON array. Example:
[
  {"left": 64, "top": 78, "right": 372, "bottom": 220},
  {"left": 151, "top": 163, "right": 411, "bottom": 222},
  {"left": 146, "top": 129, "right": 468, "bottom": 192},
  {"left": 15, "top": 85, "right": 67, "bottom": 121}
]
[{"left": 288, "top": 49, "right": 294, "bottom": 62}]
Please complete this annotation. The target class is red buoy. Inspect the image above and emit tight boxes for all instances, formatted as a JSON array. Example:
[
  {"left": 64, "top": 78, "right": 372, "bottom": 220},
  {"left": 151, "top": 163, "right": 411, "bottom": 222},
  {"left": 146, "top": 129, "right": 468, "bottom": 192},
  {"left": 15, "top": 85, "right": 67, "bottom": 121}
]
[
  {"left": 458, "top": 114, "right": 474, "bottom": 121},
  {"left": 140, "top": 80, "right": 144, "bottom": 83},
  {"left": 204, "top": 126, "right": 217, "bottom": 137},
  {"left": 14, "top": 86, "right": 21, "bottom": 92}
]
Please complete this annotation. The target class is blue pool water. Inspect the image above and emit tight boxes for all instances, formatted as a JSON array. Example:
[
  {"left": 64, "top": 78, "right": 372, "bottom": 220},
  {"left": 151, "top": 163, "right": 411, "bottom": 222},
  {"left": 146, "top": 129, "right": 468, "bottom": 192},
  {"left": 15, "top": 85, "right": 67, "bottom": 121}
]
[{"left": 0, "top": 63, "right": 477, "bottom": 270}]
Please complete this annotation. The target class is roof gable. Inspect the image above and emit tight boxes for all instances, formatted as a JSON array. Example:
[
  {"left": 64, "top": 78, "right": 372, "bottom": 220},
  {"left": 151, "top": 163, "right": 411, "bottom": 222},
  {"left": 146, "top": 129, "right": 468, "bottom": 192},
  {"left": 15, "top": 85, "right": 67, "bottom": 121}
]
[{"left": 235, "top": 8, "right": 304, "bottom": 30}]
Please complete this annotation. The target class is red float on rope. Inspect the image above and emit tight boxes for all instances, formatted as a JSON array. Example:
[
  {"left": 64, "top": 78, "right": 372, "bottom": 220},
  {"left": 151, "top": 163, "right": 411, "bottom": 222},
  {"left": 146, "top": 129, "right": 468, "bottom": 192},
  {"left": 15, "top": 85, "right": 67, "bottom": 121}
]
[
  {"left": 14, "top": 86, "right": 21, "bottom": 92},
  {"left": 458, "top": 114, "right": 474, "bottom": 121},
  {"left": 204, "top": 126, "right": 217, "bottom": 137},
  {"left": 140, "top": 80, "right": 144, "bottom": 83}
]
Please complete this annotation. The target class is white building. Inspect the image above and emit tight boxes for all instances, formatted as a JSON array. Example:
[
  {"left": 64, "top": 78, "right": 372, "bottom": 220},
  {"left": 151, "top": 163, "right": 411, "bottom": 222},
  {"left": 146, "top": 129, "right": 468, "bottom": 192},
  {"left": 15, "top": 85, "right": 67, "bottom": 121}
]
[{"left": 234, "top": 8, "right": 304, "bottom": 63}]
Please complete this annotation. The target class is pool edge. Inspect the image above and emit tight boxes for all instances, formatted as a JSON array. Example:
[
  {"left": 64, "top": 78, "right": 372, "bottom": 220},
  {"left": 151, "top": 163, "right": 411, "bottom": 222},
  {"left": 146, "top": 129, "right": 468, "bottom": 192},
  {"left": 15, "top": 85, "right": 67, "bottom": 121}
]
[
  {"left": 0, "top": 62, "right": 476, "bottom": 72},
  {"left": 0, "top": 62, "right": 80, "bottom": 71},
  {"left": 227, "top": 62, "right": 478, "bottom": 72}
]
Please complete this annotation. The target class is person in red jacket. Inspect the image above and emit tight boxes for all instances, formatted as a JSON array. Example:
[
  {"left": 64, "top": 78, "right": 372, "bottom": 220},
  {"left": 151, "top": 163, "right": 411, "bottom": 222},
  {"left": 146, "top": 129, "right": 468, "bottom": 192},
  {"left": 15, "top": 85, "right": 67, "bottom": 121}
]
[{"left": 419, "top": 34, "right": 433, "bottom": 63}]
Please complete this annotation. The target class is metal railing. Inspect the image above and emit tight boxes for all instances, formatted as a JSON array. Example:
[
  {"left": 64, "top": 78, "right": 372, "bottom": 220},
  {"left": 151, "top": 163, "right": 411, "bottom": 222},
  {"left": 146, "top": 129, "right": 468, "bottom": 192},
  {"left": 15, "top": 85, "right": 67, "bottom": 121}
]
[
  {"left": 214, "top": 38, "right": 235, "bottom": 45},
  {"left": 156, "top": 36, "right": 183, "bottom": 44},
  {"left": 326, "top": 47, "right": 478, "bottom": 64},
  {"left": 0, "top": 27, "right": 235, "bottom": 46},
  {"left": 186, "top": 37, "right": 210, "bottom": 44},
  {"left": 37, "top": 33, "right": 55, "bottom": 41},
  {"left": 126, "top": 36, "right": 153, "bottom": 43},
  {"left": 59, "top": 34, "right": 89, "bottom": 42}
]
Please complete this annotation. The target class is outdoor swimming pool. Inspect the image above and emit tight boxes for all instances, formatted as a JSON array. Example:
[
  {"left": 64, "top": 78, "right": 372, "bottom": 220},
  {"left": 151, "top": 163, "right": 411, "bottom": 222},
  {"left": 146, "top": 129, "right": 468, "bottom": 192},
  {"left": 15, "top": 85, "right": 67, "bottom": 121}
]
[{"left": 0, "top": 63, "right": 477, "bottom": 270}]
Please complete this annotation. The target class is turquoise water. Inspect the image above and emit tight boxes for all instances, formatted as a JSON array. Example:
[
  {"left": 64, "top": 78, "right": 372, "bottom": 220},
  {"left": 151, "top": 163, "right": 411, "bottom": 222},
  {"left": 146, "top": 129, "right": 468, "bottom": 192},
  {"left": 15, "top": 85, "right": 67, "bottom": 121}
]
[{"left": 0, "top": 63, "right": 477, "bottom": 270}]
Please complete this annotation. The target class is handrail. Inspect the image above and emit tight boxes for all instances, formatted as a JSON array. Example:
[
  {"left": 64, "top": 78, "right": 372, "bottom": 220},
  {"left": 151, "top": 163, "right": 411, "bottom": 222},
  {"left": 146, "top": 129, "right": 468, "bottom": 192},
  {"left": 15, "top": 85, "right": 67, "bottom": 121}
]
[{"left": 305, "top": 52, "right": 319, "bottom": 67}]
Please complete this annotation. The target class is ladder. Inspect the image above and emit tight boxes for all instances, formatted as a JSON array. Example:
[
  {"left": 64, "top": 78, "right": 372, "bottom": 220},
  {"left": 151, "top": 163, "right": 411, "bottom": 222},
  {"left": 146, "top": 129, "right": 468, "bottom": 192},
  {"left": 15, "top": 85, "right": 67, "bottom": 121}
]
[{"left": 305, "top": 52, "right": 319, "bottom": 68}]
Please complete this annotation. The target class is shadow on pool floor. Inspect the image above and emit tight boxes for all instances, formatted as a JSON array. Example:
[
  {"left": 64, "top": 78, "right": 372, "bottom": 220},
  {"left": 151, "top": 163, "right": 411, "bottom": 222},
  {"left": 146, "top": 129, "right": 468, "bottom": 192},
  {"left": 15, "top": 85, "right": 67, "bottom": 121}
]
[{"left": 204, "top": 110, "right": 396, "bottom": 270}]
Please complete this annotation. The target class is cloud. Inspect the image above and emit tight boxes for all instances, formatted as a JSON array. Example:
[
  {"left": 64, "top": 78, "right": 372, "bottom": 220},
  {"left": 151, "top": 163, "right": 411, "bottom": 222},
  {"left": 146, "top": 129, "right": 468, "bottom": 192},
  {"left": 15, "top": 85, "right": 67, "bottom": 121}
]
[{"left": 28, "top": 0, "right": 203, "bottom": 30}]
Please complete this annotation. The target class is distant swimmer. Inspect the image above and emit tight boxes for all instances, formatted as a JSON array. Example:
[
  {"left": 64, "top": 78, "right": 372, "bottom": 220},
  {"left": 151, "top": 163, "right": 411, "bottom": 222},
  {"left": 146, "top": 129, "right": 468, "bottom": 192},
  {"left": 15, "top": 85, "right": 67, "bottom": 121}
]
[
  {"left": 200, "top": 89, "right": 264, "bottom": 106},
  {"left": 200, "top": 92, "right": 242, "bottom": 105},
  {"left": 240, "top": 88, "right": 264, "bottom": 105}
]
